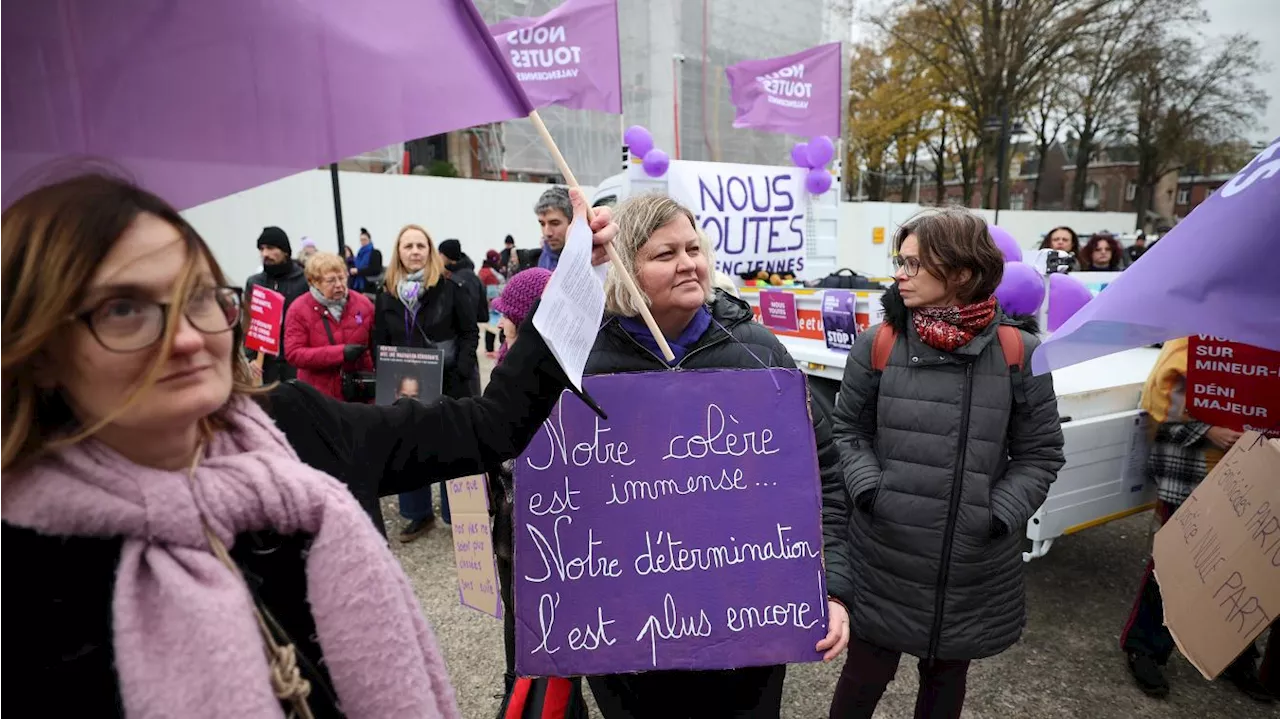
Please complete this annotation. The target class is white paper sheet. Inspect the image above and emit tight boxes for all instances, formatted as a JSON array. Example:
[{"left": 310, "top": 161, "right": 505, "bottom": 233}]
[{"left": 533, "top": 217, "right": 605, "bottom": 391}]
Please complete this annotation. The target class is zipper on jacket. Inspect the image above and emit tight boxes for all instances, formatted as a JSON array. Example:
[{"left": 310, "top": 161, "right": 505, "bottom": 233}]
[{"left": 928, "top": 361, "right": 975, "bottom": 659}]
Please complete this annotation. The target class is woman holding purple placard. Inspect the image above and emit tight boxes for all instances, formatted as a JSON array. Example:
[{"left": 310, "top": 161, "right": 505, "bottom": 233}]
[
  {"left": 829, "top": 209, "right": 1065, "bottom": 719},
  {"left": 580, "top": 193, "right": 854, "bottom": 719}
]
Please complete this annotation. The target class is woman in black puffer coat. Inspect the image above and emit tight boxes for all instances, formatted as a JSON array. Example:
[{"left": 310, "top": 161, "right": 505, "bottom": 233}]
[
  {"left": 581, "top": 194, "right": 854, "bottom": 719},
  {"left": 829, "top": 209, "right": 1065, "bottom": 719},
  {"left": 373, "top": 224, "right": 481, "bottom": 541}
]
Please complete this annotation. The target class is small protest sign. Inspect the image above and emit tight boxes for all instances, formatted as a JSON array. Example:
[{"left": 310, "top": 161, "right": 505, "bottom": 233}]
[
  {"left": 446, "top": 475, "right": 502, "bottom": 618},
  {"left": 513, "top": 369, "right": 827, "bottom": 677},
  {"left": 244, "top": 285, "right": 285, "bottom": 356},
  {"left": 375, "top": 346, "right": 444, "bottom": 406},
  {"left": 758, "top": 290, "right": 799, "bottom": 333},
  {"left": 1153, "top": 432, "right": 1280, "bottom": 678},
  {"left": 667, "top": 160, "right": 808, "bottom": 277},
  {"left": 821, "top": 290, "right": 856, "bottom": 352},
  {"left": 1186, "top": 335, "right": 1280, "bottom": 437}
]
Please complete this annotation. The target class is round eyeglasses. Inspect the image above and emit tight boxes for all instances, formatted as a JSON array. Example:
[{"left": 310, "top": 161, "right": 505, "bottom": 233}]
[
  {"left": 892, "top": 255, "right": 922, "bottom": 277},
  {"left": 74, "top": 286, "right": 243, "bottom": 353}
]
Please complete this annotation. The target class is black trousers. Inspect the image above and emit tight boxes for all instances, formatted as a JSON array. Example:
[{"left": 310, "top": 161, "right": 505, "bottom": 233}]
[
  {"left": 828, "top": 635, "right": 970, "bottom": 719},
  {"left": 587, "top": 664, "right": 785, "bottom": 719}
]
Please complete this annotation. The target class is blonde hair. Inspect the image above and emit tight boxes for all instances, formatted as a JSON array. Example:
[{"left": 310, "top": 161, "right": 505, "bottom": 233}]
[
  {"left": 1, "top": 173, "right": 258, "bottom": 472},
  {"left": 384, "top": 224, "right": 443, "bottom": 294},
  {"left": 304, "top": 251, "right": 347, "bottom": 284},
  {"left": 604, "top": 193, "right": 716, "bottom": 317}
]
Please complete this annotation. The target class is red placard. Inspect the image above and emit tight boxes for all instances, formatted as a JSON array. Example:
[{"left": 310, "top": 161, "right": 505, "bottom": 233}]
[
  {"left": 1185, "top": 335, "right": 1280, "bottom": 437},
  {"left": 244, "top": 285, "right": 286, "bottom": 356}
]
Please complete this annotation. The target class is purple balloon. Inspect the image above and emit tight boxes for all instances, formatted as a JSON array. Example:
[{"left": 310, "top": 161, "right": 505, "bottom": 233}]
[
  {"left": 642, "top": 148, "right": 670, "bottom": 178},
  {"left": 805, "top": 167, "right": 833, "bottom": 194},
  {"left": 806, "top": 135, "right": 835, "bottom": 168},
  {"left": 790, "top": 142, "right": 811, "bottom": 167},
  {"left": 625, "top": 125, "right": 653, "bottom": 158},
  {"left": 994, "top": 261, "right": 1045, "bottom": 316},
  {"left": 1047, "top": 273, "right": 1094, "bottom": 332},
  {"left": 988, "top": 225, "right": 1022, "bottom": 262}
]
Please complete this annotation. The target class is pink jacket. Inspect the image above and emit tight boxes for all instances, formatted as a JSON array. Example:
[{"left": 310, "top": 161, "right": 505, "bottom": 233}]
[{"left": 285, "top": 291, "right": 375, "bottom": 400}]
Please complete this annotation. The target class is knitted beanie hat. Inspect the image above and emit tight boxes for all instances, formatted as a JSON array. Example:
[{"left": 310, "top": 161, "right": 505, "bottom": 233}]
[
  {"left": 491, "top": 268, "right": 552, "bottom": 326},
  {"left": 257, "top": 226, "right": 291, "bottom": 255}
]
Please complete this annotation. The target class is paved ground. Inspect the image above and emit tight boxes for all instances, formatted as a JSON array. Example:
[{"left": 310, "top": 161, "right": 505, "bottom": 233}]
[{"left": 389, "top": 348, "right": 1276, "bottom": 718}]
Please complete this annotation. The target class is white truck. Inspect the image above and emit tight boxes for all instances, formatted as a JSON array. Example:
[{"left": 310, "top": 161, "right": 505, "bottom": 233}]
[{"left": 593, "top": 166, "right": 1159, "bottom": 561}]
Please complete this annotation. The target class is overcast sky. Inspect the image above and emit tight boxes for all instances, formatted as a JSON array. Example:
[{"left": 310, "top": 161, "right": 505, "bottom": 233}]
[{"left": 850, "top": 0, "right": 1278, "bottom": 142}]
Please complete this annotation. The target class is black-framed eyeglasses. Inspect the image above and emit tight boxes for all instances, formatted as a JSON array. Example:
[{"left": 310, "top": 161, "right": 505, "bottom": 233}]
[
  {"left": 73, "top": 286, "right": 243, "bottom": 353},
  {"left": 892, "top": 255, "right": 923, "bottom": 277}
]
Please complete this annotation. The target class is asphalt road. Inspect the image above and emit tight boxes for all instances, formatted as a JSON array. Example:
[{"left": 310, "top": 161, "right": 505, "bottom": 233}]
[{"left": 388, "top": 349, "right": 1276, "bottom": 719}]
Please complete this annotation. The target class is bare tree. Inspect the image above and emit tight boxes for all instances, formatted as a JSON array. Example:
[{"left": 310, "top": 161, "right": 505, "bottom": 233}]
[
  {"left": 1022, "top": 80, "right": 1070, "bottom": 208},
  {"left": 1061, "top": 0, "right": 1201, "bottom": 209},
  {"left": 1129, "top": 32, "right": 1270, "bottom": 227},
  {"left": 879, "top": 0, "right": 1112, "bottom": 209}
]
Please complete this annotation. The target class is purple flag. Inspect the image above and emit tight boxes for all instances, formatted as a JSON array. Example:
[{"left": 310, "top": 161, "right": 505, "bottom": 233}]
[
  {"left": 2, "top": 0, "right": 535, "bottom": 210},
  {"left": 725, "top": 43, "right": 841, "bottom": 138},
  {"left": 1032, "top": 139, "right": 1280, "bottom": 374},
  {"left": 490, "top": 0, "right": 622, "bottom": 113}
]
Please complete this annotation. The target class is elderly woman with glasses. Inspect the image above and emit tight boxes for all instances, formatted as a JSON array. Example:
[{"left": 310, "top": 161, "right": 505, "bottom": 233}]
[{"left": 284, "top": 251, "right": 375, "bottom": 401}]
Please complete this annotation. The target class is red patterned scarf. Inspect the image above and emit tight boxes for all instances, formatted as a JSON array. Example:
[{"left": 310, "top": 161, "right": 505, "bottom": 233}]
[{"left": 912, "top": 296, "right": 998, "bottom": 352}]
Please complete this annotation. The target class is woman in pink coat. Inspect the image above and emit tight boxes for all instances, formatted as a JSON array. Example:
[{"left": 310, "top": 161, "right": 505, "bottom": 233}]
[{"left": 285, "top": 251, "right": 376, "bottom": 400}]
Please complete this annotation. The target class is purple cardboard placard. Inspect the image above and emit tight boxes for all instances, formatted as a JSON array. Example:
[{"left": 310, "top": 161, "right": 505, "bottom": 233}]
[
  {"left": 821, "top": 290, "right": 856, "bottom": 352},
  {"left": 758, "top": 291, "right": 800, "bottom": 333},
  {"left": 513, "top": 369, "right": 828, "bottom": 677}
]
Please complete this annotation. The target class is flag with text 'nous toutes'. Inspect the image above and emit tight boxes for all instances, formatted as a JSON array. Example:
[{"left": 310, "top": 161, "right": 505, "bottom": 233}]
[
  {"left": 724, "top": 42, "right": 842, "bottom": 139},
  {"left": 1, "top": 0, "right": 535, "bottom": 211},
  {"left": 490, "top": 0, "right": 622, "bottom": 114},
  {"left": 1032, "top": 138, "right": 1280, "bottom": 375}
]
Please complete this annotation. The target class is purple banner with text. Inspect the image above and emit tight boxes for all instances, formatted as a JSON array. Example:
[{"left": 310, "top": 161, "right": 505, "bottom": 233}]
[
  {"left": 667, "top": 160, "right": 809, "bottom": 277},
  {"left": 725, "top": 42, "right": 842, "bottom": 138},
  {"left": 513, "top": 369, "right": 828, "bottom": 676},
  {"left": 490, "top": 0, "right": 622, "bottom": 113}
]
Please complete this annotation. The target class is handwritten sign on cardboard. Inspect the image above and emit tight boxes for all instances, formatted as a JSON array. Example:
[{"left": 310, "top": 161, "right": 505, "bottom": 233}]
[
  {"left": 446, "top": 474, "right": 502, "bottom": 618},
  {"left": 1153, "top": 432, "right": 1280, "bottom": 678},
  {"left": 244, "top": 285, "right": 285, "bottom": 356},
  {"left": 513, "top": 369, "right": 827, "bottom": 677},
  {"left": 1186, "top": 335, "right": 1280, "bottom": 437}
]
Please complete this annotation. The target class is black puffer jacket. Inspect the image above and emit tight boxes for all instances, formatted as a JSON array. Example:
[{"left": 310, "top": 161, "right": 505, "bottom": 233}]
[
  {"left": 832, "top": 286, "right": 1065, "bottom": 660},
  {"left": 373, "top": 278, "right": 480, "bottom": 399},
  {"left": 585, "top": 291, "right": 854, "bottom": 608}
]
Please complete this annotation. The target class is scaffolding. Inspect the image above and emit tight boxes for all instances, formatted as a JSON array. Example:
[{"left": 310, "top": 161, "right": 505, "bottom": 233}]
[{"left": 471, "top": 0, "right": 852, "bottom": 185}]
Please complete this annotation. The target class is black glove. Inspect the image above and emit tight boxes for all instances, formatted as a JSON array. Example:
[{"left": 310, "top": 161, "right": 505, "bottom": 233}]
[
  {"left": 990, "top": 517, "right": 1009, "bottom": 539},
  {"left": 342, "top": 344, "right": 367, "bottom": 363}
]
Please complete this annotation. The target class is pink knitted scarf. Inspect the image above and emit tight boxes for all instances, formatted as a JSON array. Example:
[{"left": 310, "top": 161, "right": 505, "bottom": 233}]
[{"left": 2, "top": 398, "right": 460, "bottom": 719}]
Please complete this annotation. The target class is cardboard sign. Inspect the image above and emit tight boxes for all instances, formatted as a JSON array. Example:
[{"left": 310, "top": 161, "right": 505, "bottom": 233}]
[
  {"left": 758, "top": 290, "right": 799, "bottom": 333},
  {"left": 513, "top": 370, "right": 828, "bottom": 676},
  {"left": 244, "top": 285, "right": 285, "bottom": 356},
  {"left": 821, "top": 290, "right": 856, "bottom": 352},
  {"left": 1152, "top": 432, "right": 1280, "bottom": 679},
  {"left": 1186, "top": 335, "right": 1280, "bottom": 437},
  {"left": 375, "top": 346, "right": 444, "bottom": 406},
  {"left": 666, "top": 160, "right": 808, "bottom": 277},
  {"left": 446, "top": 475, "right": 502, "bottom": 618}
]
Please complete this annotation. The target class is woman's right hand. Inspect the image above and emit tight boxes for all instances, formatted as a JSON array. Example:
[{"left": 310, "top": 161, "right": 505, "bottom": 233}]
[
  {"left": 343, "top": 344, "right": 368, "bottom": 363},
  {"left": 1205, "top": 426, "right": 1243, "bottom": 451}
]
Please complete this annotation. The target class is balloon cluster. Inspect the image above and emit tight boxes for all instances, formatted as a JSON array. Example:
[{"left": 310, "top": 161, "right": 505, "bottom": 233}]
[
  {"left": 989, "top": 225, "right": 1094, "bottom": 329},
  {"left": 624, "top": 125, "right": 669, "bottom": 178},
  {"left": 790, "top": 136, "right": 835, "bottom": 195}
]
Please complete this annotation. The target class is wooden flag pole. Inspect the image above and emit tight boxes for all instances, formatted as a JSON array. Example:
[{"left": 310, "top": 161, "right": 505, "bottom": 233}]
[{"left": 527, "top": 109, "right": 676, "bottom": 362}]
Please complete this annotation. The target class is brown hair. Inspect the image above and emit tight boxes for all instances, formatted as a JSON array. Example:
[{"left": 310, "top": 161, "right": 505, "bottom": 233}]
[
  {"left": 1, "top": 173, "right": 257, "bottom": 471},
  {"left": 304, "top": 251, "right": 348, "bottom": 284},
  {"left": 1079, "top": 232, "right": 1123, "bottom": 271},
  {"left": 1040, "top": 225, "right": 1079, "bottom": 253},
  {"left": 383, "top": 224, "right": 443, "bottom": 294},
  {"left": 893, "top": 208, "right": 1005, "bottom": 303}
]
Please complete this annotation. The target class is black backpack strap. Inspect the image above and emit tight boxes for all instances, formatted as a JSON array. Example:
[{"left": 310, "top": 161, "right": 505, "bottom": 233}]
[{"left": 319, "top": 313, "right": 337, "bottom": 345}]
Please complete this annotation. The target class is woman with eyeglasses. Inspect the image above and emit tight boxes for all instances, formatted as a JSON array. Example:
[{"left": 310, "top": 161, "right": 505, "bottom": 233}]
[
  {"left": 828, "top": 209, "right": 1065, "bottom": 719},
  {"left": 1, "top": 173, "right": 617, "bottom": 717},
  {"left": 284, "top": 251, "right": 376, "bottom": 402}
]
